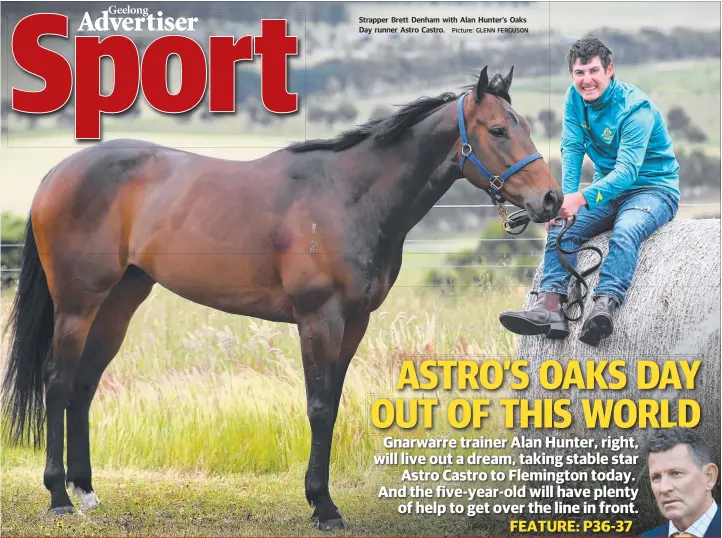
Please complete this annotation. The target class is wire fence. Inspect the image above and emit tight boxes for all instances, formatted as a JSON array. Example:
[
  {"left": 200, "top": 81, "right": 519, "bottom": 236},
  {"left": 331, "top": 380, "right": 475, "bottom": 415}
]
[{"left": 1, "top": 201, "right": 719, "bottom": 275}]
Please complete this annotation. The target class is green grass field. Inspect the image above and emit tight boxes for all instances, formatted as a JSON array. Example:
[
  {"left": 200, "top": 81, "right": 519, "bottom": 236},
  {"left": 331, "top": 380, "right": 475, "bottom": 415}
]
[
  {"left": 1, "top": 281, "right": 525, "bottom": 536},
  {"left": 2, "top": 465, "right": 502, "bottom": 536}
]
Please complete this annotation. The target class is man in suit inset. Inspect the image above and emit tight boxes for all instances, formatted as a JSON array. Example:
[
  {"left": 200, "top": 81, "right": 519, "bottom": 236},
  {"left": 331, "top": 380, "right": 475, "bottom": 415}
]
[{"left": 643, "top": 429, "right": 720, "bottom": 537}]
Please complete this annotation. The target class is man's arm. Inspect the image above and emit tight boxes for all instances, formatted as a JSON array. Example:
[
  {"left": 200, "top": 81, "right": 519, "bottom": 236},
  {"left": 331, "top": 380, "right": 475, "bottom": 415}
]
[
  {"left": 581, "top": 103, "right": 654, "bottom": 209},
  {"left": 560, "top": 88, "right": 586, "bottom": 195}
]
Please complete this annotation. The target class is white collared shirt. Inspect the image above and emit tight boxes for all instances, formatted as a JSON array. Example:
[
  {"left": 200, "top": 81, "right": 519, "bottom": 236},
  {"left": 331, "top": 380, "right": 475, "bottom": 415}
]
[{"left": 668, "top": 501, "right": 718, "bottom": 537}]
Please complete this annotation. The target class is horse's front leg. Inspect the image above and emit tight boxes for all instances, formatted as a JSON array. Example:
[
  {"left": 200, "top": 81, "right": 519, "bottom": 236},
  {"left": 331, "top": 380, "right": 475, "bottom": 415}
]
[{"left": 296, "top": 294, "right": 352, "bottom": 530}]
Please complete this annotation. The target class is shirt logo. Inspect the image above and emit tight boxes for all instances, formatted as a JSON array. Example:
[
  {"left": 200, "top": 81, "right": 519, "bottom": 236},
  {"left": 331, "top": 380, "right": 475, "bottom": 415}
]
[
  {"left": 596, "top": 190, "right": 604, "bottom": 203},
  {"left": 602, "top": 127, "right": 613, "bottom": 142}
]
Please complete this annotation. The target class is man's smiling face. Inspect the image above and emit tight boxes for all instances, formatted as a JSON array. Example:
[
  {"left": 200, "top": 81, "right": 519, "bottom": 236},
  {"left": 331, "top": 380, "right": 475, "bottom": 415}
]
[{"left": 571, "top": 56, "right": 614, "bottom": 102}]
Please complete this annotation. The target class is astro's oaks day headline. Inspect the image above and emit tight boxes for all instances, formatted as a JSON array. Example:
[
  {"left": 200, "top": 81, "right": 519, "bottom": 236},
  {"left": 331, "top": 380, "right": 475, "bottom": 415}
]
[
  {"left": 10, "top": 7, "right": 299, "bottom": 140},
  {"left": 369, "top": 359, "right": 701, "bottom": 430}
]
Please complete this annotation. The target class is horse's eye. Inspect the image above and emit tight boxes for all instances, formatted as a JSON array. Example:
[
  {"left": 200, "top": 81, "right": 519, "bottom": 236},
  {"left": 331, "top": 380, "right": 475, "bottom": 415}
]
[{"left": 489, "top": 127, "right": 507, "bottom": 138}]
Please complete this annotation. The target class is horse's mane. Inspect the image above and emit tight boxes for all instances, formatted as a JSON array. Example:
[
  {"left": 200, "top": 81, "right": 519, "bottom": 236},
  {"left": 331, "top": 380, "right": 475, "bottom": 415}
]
[{"left": 288, "top": 73, "right": 512, "bottom": 153}]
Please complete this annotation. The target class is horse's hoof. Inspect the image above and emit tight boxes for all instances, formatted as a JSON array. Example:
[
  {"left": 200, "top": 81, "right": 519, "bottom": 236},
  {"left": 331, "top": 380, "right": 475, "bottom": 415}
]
[
  {"left": 48, "top": 506, "right": 74, "bottom": 516},
  {"left": 68, "top": 483, "right": 101, "bottom": 509},
  {"left": 314, "top": 517, "right": 347, "bottom": 531},
  {"left": 79, "top": 492, "right": 101, "bottom": 509}
]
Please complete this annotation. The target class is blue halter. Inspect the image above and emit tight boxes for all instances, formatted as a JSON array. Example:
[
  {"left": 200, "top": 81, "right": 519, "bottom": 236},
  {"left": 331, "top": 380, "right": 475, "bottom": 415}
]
[{"left": 457, "top": 94, "right": 543, "bottom": 205}]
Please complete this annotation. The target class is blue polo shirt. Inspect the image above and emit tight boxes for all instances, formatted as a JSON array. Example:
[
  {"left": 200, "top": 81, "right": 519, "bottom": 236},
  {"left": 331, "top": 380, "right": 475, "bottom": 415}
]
[{"left": 560, "top": 78, "right": 680, "bottom": 209}]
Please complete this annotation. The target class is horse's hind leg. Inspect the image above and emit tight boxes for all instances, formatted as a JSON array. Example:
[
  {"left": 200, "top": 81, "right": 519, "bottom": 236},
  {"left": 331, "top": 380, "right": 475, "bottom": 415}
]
[
  {"left": 66, "top": 266, "right": 154, "bottom": 508},
  {"left": 44, "top": 292, "right": 110, "bottom": 514}
]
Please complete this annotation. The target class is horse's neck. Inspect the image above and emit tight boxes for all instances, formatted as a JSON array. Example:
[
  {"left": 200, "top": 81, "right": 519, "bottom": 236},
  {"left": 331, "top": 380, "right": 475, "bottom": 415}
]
[{"left": 350, "top": 104, "right": 461, "bottom": 241}]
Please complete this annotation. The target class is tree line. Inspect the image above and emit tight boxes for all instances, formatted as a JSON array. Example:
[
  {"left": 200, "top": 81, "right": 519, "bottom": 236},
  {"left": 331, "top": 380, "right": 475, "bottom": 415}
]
[{"left": 533, "top": 106, "right": 710, "bottom": 144}]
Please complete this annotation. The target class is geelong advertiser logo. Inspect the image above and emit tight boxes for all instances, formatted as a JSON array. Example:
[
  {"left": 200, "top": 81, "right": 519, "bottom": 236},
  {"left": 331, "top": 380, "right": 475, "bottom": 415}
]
[
  {"left": 11, "top": 12, "right": 299, "bottom": 139},
  {"left": 77, "top": 6, "right": 200, "bottom": 32}
]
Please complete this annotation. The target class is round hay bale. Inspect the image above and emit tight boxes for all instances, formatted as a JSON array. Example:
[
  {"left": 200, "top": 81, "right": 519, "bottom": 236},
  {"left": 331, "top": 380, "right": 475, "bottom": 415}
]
[{"left": 514, "top": 218, "right": 720, "bottom": 532}]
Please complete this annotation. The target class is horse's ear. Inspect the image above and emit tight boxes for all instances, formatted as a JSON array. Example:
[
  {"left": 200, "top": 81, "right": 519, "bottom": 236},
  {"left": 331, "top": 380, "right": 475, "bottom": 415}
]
[
  {"left": 475, "top": 66, "right": 489, "bottom": 103},
  {"left": 504, "top": 66, "right": 514, "bottom": 91}
]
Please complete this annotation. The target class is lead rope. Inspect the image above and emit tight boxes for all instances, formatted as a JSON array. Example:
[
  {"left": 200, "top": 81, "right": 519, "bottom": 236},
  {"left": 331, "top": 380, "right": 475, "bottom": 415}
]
[
  {"left": 554, "top": 215, "right": 604, "bottom": 321},
  {"left": 494, "top": 204, "right": 602, "bottom": 319}
]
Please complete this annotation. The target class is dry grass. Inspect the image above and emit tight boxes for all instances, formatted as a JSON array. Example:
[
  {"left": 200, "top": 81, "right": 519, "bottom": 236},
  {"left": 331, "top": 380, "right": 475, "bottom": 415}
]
[{"left": 1, "top": 284, "right": 525, "bottom": 474}]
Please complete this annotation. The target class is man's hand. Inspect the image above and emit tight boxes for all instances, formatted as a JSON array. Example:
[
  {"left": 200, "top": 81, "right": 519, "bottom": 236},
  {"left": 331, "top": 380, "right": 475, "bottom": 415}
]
[{"left": 558, "top": 191, "right": 587, "bottom": 219}]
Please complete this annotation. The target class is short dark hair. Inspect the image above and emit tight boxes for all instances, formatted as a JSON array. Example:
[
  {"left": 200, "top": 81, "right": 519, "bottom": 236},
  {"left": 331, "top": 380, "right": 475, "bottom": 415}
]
[
  {"left": 645, "top": 428, "right": 713, "bottom": 469},
  {"left": 567, "top": 37, "right": 613, "bottom": 72}
]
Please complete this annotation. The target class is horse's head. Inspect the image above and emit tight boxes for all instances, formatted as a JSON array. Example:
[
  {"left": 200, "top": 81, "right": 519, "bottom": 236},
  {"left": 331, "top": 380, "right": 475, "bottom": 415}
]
[{"left": 458, "top": 66, "right": 563, "bottom": 223}]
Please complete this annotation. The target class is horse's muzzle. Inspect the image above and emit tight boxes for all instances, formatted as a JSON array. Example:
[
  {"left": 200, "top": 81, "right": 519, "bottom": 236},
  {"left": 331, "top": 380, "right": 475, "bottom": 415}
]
[{"left": 526, "top": 189, "right": 563, "bottom": 222}]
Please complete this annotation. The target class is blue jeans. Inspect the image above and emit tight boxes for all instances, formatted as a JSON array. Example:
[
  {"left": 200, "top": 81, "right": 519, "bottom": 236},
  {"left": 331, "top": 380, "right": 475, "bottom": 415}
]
[{"left": 539, "top": 187, "right": 679, "bottom": 306}]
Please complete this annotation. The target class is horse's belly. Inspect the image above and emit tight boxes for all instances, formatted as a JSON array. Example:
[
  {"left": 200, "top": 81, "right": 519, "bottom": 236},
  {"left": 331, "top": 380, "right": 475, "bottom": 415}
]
[
  {"left": 164, "top": 281, "right": 295, "bottom": 323},
  {"left": 137, "top": 254, "right": 296, "bottom": 323}
]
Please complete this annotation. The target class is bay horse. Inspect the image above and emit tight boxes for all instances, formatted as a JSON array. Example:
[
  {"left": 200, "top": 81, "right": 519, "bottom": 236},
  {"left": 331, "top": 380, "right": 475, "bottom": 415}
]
[{"left": 2, "top": 66, "right": 562, "bottom": 530}]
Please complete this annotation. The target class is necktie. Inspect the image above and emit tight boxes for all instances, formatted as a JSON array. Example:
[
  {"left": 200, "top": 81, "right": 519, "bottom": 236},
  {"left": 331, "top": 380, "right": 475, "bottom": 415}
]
[{"left": 671, "top": 532, "right": 696, "bottom": 537}]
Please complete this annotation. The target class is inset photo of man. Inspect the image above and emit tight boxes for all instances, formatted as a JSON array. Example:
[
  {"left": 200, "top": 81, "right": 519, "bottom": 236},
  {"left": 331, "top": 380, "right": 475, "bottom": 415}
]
[{"left": 644, "top": 429, "right": 720, "bottom": 537}]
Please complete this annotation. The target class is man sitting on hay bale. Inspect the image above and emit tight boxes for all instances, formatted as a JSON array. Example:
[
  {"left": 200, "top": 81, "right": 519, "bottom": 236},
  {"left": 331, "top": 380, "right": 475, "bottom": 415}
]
[{"left": 500, "top": 37, "right": 680, "bottom": 346}]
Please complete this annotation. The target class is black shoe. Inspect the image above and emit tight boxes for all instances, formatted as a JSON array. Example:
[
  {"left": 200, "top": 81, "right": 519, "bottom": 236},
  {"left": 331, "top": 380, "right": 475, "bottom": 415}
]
[
  {"left": 579, "top": 296, "right": 618, "bottom": 347},
  {"left": 499, "top": 293, "right": 569, "bottom": 339}
]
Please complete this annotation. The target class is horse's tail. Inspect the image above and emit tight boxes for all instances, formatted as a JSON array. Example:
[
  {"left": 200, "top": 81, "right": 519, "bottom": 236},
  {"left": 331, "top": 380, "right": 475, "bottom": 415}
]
[{"left": 2, "top": 215, "right": 54, "bottom": 448}]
